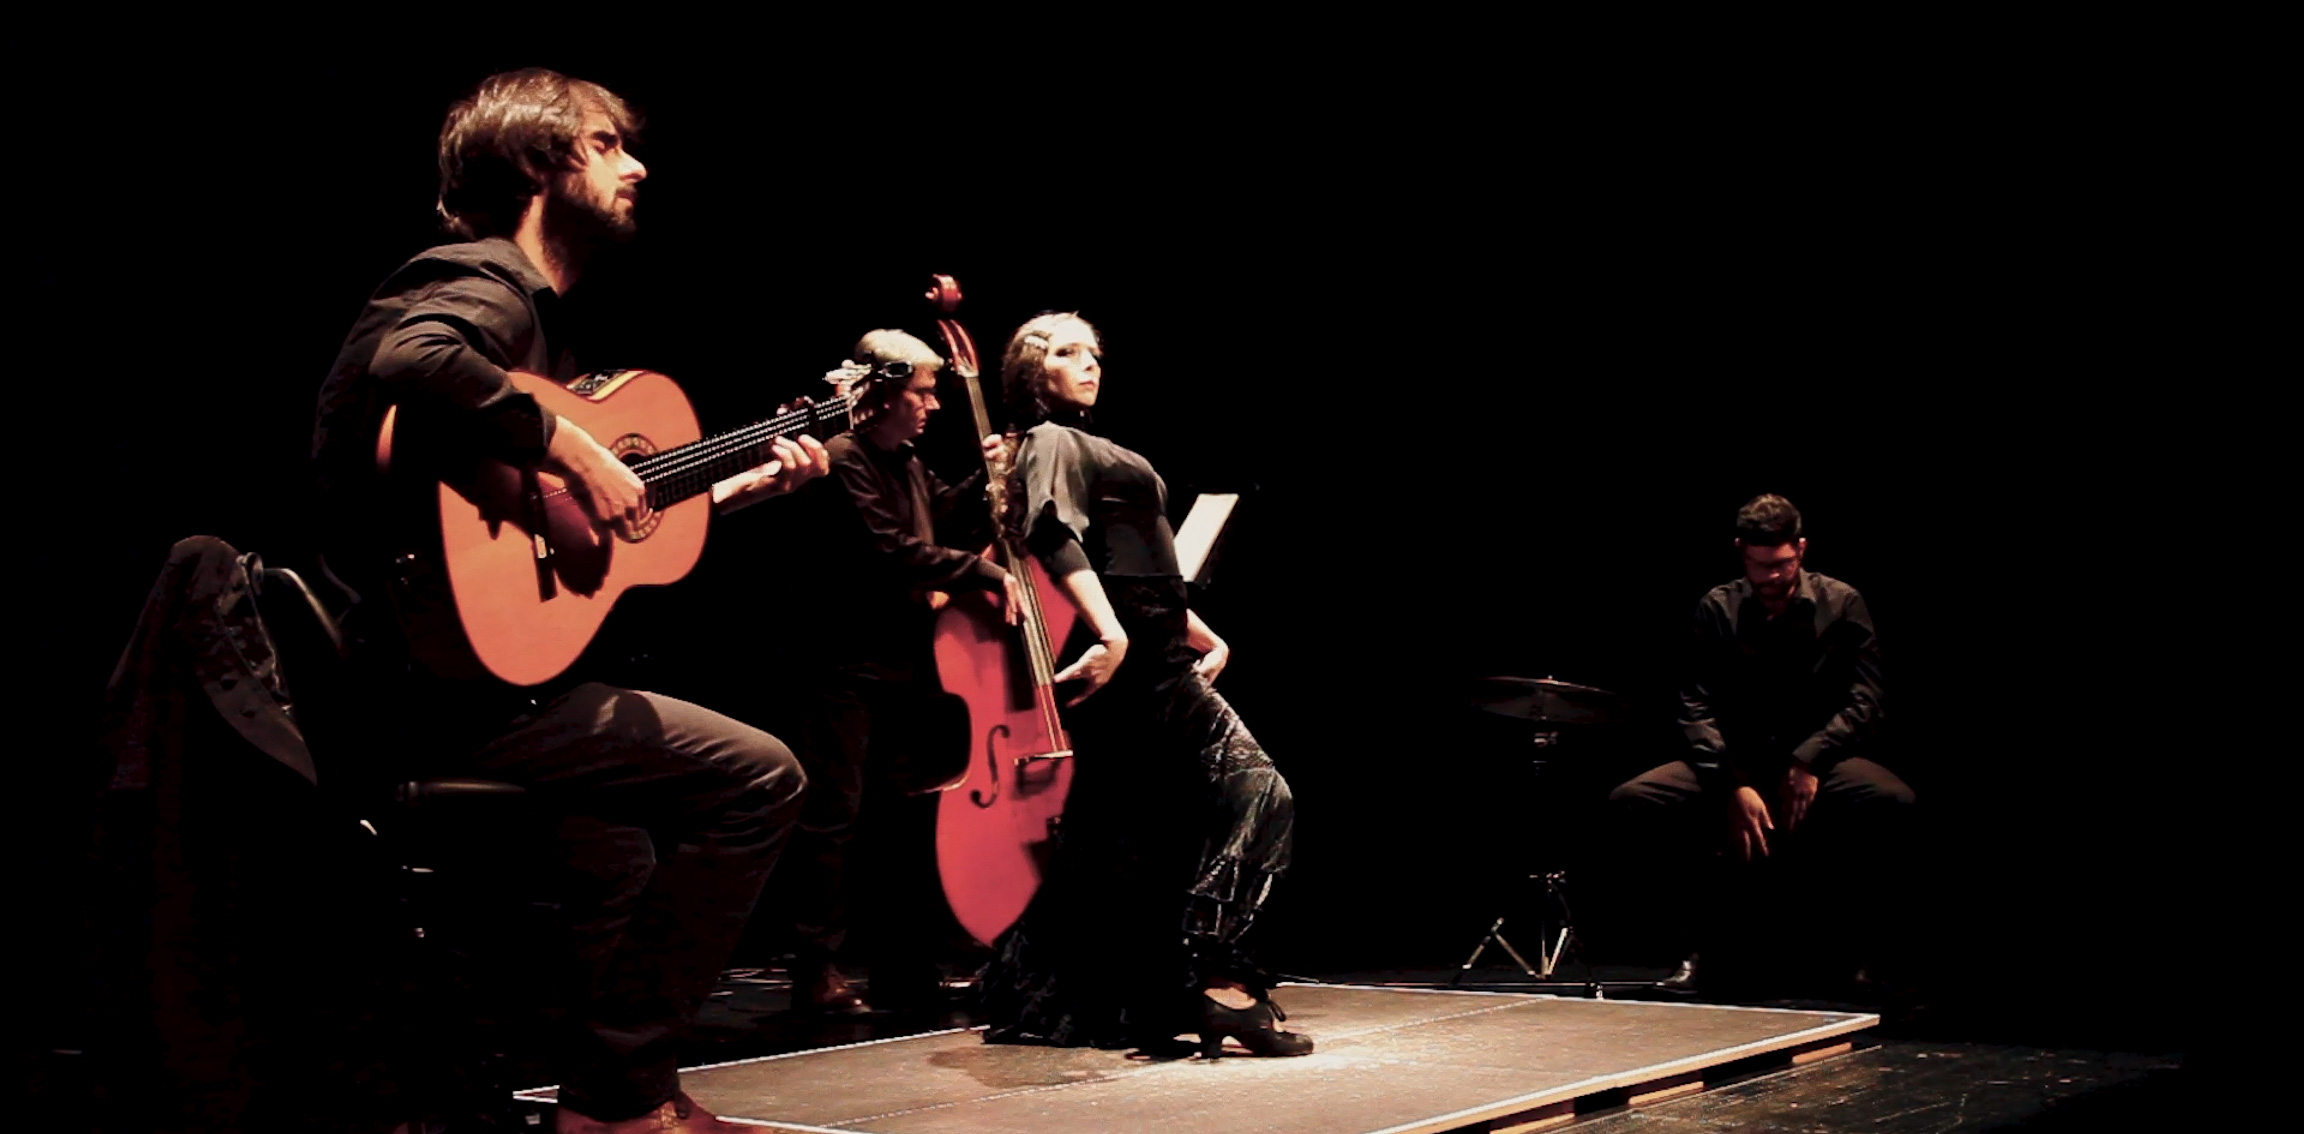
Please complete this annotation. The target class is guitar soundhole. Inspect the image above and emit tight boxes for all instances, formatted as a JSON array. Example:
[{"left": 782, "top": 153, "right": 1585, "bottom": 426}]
[{"left": 610, "top": 433, "right": 661, "bottom": 543}]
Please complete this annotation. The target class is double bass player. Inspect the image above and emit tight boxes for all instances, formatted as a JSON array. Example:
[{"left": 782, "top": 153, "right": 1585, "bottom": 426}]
[{"left": 766, "top": 329, "right": 1020, "bottom": 1014}]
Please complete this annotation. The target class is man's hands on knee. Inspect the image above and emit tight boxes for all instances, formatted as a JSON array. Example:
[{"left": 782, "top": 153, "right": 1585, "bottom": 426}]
[
  {"left": 1727, "top": 785, "right": 1773, "bottom": 861},
  {"left": 1780, "top": 764, "right": 1818, "bottom": 834}
]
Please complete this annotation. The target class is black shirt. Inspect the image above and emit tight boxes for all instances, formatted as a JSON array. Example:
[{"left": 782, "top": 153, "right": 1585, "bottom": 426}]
[
  {"left": 1015, "top": 422, "right": 1195, "bottom": 669},
  {"left": 790, "top": 432, "right": 1002, "bottom": 670},
  {"left": 307, "top": 238, "right": 585, "bottom": 742},
  {"left": 1678, "top": 569, "right": 1883, "bottom": 786},
  {"left": 311, "top": 237, "right": 569, "bottom": 608},
  {"left": 1016, "top": 422, "right": 1179, "bottom": 581}
]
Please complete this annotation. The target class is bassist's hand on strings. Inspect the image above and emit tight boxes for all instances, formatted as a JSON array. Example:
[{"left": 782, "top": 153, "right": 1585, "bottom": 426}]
[
  {"left": 996, "top": 568, "right": 1026, "bottom": 627},
  {"left": 545, "top": 416, "right": 650, "bottom": 538}
]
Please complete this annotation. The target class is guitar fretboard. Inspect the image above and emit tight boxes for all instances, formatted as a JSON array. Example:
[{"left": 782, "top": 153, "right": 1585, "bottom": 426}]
[{"left": 631, "top": 396, "right": 855, "bottom": 508}]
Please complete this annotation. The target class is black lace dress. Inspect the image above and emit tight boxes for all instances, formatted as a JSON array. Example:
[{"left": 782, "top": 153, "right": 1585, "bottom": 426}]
[{"left": 979, "top": 423, "right": 1295, "bottom": 1048}]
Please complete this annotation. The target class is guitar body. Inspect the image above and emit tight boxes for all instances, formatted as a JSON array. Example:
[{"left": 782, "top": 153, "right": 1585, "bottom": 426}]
[
  {"left": 382, "top": 369, "right": 708, "bottom": 687},
  {"left": 931, "top": 553, "right": 1083, "bottom": 947}
]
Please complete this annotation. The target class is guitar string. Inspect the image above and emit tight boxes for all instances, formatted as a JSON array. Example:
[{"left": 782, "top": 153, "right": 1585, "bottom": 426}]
[
  {"left": 637, "top": 402, "right": 851, "bottom": 480},
  {"left": 627, "top": 403, "right": 853, "bottom": 501},
  {"left": 564, "top": 389, "right": 1070, "bottom": 735},
  {"left": 631, "top": 407, "right": 817, "bottom": 480},
  {"left": 526, "top": 401, "right": 852, "bottom": 505},
  {"left": 634, "top": 397, "right": 848, "bottom": 473}
]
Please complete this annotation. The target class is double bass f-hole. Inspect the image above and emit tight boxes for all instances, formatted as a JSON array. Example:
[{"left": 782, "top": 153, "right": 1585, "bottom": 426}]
[
  {"left": 971, "top": 725, "right": 1010, "bottom": 808},
  {"left": 968, "top": 726, "right": 1077, "bottom": 810}
]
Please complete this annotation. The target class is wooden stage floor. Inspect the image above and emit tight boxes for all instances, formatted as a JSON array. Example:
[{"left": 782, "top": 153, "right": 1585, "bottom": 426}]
[{"left": 523, "top": 984, "right": 1876, "bottom": 1133}]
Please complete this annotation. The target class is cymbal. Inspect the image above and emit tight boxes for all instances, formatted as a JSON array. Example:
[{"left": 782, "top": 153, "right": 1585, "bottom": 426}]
[{"left": 1467, "top": 676, "right": 1630, "bottom": 725}]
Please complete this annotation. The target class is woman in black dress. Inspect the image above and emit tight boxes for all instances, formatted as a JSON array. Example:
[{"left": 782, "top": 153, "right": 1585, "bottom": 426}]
[{"left": 977, "top": 312, "right": 1311, "bottom": 1058}]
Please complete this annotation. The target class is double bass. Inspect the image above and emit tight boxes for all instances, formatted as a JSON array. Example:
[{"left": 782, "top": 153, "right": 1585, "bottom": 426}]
[{"left": 924, "top": 275, "right": 1082, "bottom": 948}]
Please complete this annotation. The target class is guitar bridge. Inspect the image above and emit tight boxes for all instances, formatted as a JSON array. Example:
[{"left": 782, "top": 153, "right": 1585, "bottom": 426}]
[{"left": 523, "top": 471, "right": 556, "bottom": 601}]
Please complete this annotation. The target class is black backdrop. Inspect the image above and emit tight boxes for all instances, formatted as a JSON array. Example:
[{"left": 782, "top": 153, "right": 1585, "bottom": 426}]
[{"left": 31, "top": 44, "right": 2212, "bottom": 1057}]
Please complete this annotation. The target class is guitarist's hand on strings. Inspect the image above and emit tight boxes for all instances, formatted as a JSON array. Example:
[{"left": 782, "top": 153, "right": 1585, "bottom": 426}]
[
  {"left": 712, "top": 434, "right": 830, "bottom": 514},
  {"left": 546, "top": 417, "right": 651, "bottom": 538}
]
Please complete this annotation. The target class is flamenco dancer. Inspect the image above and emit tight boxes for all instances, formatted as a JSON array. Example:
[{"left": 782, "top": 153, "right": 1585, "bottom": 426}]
[{"left": 976, "top": 313, "right": 1311, "bottom": 1058}]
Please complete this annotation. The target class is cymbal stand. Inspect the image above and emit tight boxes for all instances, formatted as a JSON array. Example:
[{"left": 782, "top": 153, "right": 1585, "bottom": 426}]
[
  {"left": 1448, "top": 727, "right": 1646, "bottom": 998},
  {"left": 1455, "top": 868, "right": 1577, "bottom": 977}
]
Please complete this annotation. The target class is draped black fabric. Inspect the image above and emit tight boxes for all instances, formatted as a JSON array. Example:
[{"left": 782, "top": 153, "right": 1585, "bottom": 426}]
[
  {"left": 93, "top": 536, "right": 406, "bottom": 1134},
  {"left": 980, "top": 428, "right": 1293, "bottom": 1048}
]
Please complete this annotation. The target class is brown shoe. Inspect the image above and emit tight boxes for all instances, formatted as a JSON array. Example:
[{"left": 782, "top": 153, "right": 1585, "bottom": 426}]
[
  {"left": 799, "top": 964, "right": 873, "bottom": 1016},
  {"left": 557, "top": 1091, "right": 750, "bottom": 1133}
]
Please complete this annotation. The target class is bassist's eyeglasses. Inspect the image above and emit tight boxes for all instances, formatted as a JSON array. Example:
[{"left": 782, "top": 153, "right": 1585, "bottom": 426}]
[{"left": 872, "top": 361, "right": 915, "bottom": 382}]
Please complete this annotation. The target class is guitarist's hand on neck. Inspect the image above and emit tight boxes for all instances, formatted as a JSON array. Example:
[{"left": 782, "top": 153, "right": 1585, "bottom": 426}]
[
  {"left": 712, "top": 434, "right": 830, "bottom": 514},
  {"left": 545, "top": 414, "right": 650, "bottom": 539}
]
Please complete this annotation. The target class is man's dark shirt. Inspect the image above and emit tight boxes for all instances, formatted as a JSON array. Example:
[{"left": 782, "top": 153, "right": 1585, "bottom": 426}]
[
  {"left": 312, "top": 237, "right": 570, "bottom": 612},
  {"left": 309, "top": 238, "right": 575, "bottom": 736},
  {"left": 791, "top": 432, "right": 1002, "bottom": 672},
  {"left": 1679, "top": 569, "right": 1883, "bottom": 788}
]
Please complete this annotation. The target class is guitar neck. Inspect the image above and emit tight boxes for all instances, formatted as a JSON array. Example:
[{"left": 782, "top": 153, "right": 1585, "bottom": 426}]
[{"left": 632, "top": 396, "right": 853, "bottom": 509}]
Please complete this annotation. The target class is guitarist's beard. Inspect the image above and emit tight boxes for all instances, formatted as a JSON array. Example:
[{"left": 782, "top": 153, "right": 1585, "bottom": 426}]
[{"left": 543, "top": 175, "right": 639, "bottom": 252}]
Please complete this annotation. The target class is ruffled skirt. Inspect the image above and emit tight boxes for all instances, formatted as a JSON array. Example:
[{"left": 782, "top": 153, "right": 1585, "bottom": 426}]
[{"left": 979, "top": 640, "right": 1293, "bottom": 1048}]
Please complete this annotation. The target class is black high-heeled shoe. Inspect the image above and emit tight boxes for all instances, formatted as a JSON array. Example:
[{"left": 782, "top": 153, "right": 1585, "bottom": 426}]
[{"left": 1197, "top": 995, "right": 1315, "bottom": 1059}]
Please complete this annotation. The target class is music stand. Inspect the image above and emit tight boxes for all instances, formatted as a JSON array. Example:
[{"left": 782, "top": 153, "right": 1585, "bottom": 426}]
[{"left": 1449, "top": 677, "right": 1647, "bottom": 997}]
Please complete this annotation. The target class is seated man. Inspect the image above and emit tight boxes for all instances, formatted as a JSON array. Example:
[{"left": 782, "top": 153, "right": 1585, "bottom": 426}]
[
  {"left": 1609, "top": 494, "right": 1916, "bottom": 997},
  {"left": 310, "top": 68, "right": 826, "bottom": 1133}
]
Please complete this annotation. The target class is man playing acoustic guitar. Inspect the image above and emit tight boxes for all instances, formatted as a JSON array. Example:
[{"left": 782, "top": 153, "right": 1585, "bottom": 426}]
[{"left": 310, "top": 68, "right": 826, "bottom": 1134}]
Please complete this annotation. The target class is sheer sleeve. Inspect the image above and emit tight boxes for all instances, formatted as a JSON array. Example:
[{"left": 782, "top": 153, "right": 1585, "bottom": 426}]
[{"left": 1018, "top": 424, "right": 1094, "bottom": 576}]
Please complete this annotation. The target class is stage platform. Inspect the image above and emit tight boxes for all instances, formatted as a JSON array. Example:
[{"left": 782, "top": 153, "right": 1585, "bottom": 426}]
[{"left": 524, "top": 983, "right": 1875, "bottom": 1132}]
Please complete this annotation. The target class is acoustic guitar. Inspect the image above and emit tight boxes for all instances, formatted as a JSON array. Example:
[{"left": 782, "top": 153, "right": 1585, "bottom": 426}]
[{"left": 376, "top": 368, "right": 857, "bottom": 687}]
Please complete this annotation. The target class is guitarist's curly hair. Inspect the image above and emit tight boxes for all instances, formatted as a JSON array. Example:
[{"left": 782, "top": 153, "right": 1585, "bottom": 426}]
[{"left": 436, "top": 68, "right": 641, "bottom": 240}]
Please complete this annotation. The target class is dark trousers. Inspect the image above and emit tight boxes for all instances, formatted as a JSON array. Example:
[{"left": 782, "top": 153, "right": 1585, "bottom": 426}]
[
  {"left": 777, "top": 667, "right": 958, "bottom": 984},
  {"left": 455, "top": 683, "right": 805, "bottom": 1122},
  {"left": 1607, "top": 755, "right": 1916, "bottom": 980}
]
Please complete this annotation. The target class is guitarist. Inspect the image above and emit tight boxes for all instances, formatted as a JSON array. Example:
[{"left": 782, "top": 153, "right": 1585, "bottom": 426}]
[
  {"left": 765, "top": 329, "right": 1020, "bottom": 1015},
  {"left": 309, "top": 69, "right": 825, "bottom": 1134}
]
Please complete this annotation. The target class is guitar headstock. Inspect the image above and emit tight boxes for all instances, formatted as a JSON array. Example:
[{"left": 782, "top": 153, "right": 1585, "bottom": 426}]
[{"left": 824, "top": 360, "right": 875, "bottom": 429}]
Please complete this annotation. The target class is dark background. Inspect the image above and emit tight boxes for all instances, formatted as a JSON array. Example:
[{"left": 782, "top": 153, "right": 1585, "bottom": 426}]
[{"left": 31, "top": 41, "right": 2224, "bottom": 1068}]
